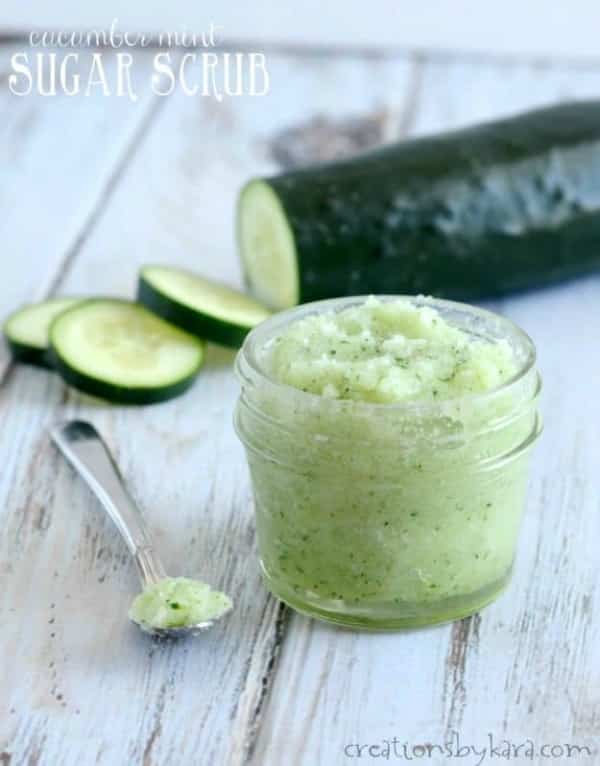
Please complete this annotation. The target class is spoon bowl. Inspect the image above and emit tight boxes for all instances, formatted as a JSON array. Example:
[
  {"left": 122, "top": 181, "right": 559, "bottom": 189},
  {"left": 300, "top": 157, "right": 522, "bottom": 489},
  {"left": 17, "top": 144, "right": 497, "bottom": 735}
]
[{"left": 51, "top": 420, "right": 231, "bottom": 639}]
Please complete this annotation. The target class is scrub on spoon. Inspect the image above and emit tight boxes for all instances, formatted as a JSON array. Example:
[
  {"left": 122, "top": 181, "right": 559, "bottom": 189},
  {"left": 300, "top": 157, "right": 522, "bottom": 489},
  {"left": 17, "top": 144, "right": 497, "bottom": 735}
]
[{"left": 51, "top": 420, "right": 232, "bottom": 638}]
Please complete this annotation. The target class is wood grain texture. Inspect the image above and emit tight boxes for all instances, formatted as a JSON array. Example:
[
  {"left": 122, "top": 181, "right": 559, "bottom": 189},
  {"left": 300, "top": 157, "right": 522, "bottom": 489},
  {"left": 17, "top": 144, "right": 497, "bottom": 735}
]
[
  {"left": 7, "top": 1, "right": 600, "bottom": 63},
  {"left": 250, "top": 59, "right": 600, "bottom": 765},
  {"left": 0, "top": 45, "right": 161, "bottom": 383},
  {"left": 0, "top": 45, "right": 599, "bottom": 766},
  {"left": 0, "top": 50, "right": 413, "bottom": 766}
]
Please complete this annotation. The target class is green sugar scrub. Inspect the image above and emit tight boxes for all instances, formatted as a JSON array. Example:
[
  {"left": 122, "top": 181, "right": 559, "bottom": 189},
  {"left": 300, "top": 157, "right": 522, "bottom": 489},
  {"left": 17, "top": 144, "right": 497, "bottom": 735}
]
[
  {"left": 235, "top": 296, "right": 542, "bottom": 630},
  {"left": 268, "top": 296, "right": 516, "bottom": 403},
  {"left": 129, "top": 577, "right": 232, "bottom": 630}
]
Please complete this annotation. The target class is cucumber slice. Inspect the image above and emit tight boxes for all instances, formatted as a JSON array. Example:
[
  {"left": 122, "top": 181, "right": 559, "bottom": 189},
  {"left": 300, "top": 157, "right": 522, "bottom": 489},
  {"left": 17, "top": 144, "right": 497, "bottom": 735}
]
[
  {"left": 49, "top": 300, "right": 204, "bottom": 405},
  {"left": 138, "top": 266, "right": 271, "bottom": 348},
  {"left": 237, "top": 180, "right": 299, "bottom": 310},
  {"left": 3, "top": 297, "right": 82, "bottom": 367}
]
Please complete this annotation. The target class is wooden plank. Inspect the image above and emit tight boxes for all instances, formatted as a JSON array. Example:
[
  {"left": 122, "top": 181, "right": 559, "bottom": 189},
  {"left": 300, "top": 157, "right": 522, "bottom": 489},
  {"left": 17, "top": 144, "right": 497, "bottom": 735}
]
[
  {"left": 0, "top": 51, "right": 416, "bottom": 766},
  {"left": 7, "top": 2, "right": 600, "bottom": 63},
  {"left": 2, "top": 45, "right": 600, "bottom": 766},
  {"left": 0, "top": 45, "right": 161, "bottom": 381},
  {"left": 250, "top": 59, "right": 600, "bottom": 765}
]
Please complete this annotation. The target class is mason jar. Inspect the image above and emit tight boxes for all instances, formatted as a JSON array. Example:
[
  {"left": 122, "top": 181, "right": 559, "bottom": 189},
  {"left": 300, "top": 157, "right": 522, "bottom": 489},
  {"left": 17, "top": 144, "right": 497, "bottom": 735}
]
[{"left": 234, "top": 296, "right": 542, "bottom": 630}]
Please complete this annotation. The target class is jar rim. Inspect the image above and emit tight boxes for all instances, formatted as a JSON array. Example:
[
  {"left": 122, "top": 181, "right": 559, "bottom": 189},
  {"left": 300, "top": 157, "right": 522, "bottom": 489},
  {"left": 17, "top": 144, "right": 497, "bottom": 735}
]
[{"left": 236, "top": 294, "right": 537, "bottom": 414}]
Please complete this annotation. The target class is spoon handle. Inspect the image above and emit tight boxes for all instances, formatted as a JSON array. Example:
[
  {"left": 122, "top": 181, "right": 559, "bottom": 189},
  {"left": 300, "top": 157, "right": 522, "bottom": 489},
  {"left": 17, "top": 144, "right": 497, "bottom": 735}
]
[{"left": 51, "top": 420, "right": 166, "bottom": 586}]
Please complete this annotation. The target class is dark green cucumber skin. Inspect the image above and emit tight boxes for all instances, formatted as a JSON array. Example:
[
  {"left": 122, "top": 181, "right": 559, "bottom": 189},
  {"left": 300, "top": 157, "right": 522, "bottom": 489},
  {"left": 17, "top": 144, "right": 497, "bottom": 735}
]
[
  {"left": 48, "top": 346, "right": 200, "bottom": 405},
  {"left": 5, "top": 339, "right": 53, "bottom": 369},
  {"left": 137, "top": 275, "right": 248, "bottom": 348},
  {"left": 259, "top": 101, "right": 600, "bottom": 301}
]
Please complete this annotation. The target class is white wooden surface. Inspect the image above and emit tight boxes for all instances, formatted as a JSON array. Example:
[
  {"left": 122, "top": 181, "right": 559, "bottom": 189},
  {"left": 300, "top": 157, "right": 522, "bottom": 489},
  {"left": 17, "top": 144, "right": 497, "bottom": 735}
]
[
  {"left": 0, "top": 45, "right": 599, "bottom": 766},
  {"left": 5, "top": 2, "right": 600, "bottom": 62}
]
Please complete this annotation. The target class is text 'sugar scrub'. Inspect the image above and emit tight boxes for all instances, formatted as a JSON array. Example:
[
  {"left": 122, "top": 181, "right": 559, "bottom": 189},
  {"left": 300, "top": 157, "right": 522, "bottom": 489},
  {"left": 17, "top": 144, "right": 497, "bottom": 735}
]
[{"left": 235, "top": 296, "right": 541, "bottom": 629}]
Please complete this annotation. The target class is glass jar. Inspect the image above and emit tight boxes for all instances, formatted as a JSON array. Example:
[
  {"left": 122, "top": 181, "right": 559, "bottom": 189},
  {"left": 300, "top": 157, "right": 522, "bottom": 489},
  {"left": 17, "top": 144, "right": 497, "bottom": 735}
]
[{"left": 234, "top": 296, "right": 542, "bottom": 630}]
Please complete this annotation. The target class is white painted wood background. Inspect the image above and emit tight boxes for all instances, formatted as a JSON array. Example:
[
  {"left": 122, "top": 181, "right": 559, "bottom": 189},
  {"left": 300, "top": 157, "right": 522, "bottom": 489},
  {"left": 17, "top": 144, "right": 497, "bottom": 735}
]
[
  {"left": 4, "top": 2, "right": 600, "bottom": 62},
  {"left": 0, "top": 40, "right": 599, "bottom": 766}
]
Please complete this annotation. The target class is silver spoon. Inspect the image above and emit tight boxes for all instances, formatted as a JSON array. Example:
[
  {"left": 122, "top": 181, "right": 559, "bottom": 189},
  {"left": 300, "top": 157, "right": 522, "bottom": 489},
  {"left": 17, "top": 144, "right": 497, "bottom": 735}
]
[{"left": 51, "top": 420, "right": 227, "bottom": 639}]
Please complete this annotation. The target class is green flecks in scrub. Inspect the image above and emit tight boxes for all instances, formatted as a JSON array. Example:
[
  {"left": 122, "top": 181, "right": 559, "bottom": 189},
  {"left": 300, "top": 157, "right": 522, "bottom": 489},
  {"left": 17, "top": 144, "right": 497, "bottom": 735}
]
[
  {"left": 268, "top": 297, "right": 516, "bottom": 404},
  {"left": 242, "top": 297, "right": 536, "bottom": 620},
  {"left": 129, "top": 577, "right": 232, "bottom": 629},
  {"left": 234, "top": 291, "right": 543, "bottom": 629},
  {"left": 256, "top": 474, "right": 516, "bottom": 605}
]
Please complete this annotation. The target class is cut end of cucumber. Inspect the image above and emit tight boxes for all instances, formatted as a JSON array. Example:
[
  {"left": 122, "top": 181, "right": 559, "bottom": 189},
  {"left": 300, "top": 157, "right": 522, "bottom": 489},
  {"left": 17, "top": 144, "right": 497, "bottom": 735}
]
[{"left": 237, "top": 180, "right": 299, "bottom": 310}]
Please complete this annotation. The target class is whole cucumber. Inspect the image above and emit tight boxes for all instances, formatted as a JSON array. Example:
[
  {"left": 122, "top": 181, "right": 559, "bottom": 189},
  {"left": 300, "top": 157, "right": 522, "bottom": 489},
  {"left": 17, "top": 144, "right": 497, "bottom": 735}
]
[{"left": 237, "top": 101, "right": 600, "bottom": 309}]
